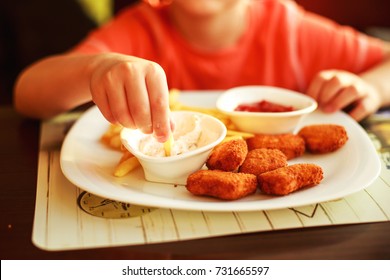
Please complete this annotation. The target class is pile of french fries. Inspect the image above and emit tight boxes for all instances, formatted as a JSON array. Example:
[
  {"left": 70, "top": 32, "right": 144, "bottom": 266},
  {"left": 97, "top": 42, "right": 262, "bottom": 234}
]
[{"left": 100, "top": 89, "right": 254, "bottom": 177}]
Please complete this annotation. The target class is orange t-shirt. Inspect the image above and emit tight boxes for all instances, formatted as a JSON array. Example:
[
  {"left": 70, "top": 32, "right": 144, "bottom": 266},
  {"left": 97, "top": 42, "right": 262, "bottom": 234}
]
[{"left": 72, "top": 0, "right": 384, "bottom": 92}]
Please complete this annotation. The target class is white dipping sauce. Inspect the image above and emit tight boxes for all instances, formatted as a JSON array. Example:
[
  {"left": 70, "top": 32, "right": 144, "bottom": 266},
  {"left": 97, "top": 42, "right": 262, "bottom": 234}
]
[{"left": 139, "top": 114, "right": 202, "bottom": 157}]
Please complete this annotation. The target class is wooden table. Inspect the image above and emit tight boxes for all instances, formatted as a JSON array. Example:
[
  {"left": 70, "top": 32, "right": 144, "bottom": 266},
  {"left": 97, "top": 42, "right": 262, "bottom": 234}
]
[{"left": 1, "top": 105, "right": 389, "bottom": 260}]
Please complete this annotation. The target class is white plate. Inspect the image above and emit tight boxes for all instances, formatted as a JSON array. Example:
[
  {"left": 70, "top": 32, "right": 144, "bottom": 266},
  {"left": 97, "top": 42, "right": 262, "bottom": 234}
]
[{"left": 60, "top": 92, "right": 381, "bottom": 212}]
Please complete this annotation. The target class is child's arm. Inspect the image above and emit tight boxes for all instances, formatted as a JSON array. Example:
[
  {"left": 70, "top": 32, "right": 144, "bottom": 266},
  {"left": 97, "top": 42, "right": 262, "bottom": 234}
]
[
  {"left": 307, "top": 41, "right": 390, "bottom": 121},
  {"left": 14, "top": 52, "right": 171, "bottom": 142}
]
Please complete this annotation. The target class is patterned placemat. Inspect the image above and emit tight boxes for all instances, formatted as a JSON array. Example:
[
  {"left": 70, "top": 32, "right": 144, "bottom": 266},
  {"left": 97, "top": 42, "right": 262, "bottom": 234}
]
[{"left": 32, "top": 111, "right": 390, "bottom": 251}]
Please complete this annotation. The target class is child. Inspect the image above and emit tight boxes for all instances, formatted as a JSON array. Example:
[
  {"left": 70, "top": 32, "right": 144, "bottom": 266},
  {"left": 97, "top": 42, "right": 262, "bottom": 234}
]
[{"left": 14, "top": 0, "right": 390, "bottom": 142}]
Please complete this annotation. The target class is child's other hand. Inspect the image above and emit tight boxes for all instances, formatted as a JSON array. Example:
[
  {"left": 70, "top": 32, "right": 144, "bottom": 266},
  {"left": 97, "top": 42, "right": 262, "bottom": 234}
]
[
  {"left": 90, "top": 54, "right": 171, "bottom": 142},
  {"left": 307, "top": 70, "right": 381, "bottom": 121}
]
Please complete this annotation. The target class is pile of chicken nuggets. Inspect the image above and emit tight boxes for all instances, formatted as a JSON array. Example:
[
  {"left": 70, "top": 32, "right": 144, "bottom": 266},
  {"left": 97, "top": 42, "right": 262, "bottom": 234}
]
[{"left": 186, "top": 124, "right": 348, "bottom": 200}]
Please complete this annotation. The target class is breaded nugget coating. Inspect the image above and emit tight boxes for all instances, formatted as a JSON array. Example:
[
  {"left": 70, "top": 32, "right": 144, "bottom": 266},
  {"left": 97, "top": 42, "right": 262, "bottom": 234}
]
[
  {"left": 246, "top": 134, "right": 305, "bottom": 160},
  {"left": 239, "top": 148, "right": 288, "bottom": 176},
  {"left": 206, "top": 138, "right": 248, "bottom": 172},
  {"left": 298, "top": 124, "right": 348, "bottom": 153},
  {"left": 186, "top": 170, "right": 257, "bottom": 200},
  {"left": 258, "top": 163, "right": 323, "bottom": 195}
]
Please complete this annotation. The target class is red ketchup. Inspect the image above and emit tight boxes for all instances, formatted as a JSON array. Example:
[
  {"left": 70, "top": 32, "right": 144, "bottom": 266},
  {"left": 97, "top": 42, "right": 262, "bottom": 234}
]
[{"left": 234, "top": 100, "right": 294, "bottom": 113}]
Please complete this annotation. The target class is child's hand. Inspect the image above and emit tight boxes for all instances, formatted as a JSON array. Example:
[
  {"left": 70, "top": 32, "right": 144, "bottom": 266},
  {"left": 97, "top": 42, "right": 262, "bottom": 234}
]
[
  {"left": 89, "top": 53, "right": 172, "bottom": 142},
  {"left": 307, "top": 70, "right": 381, "bottom": 121}
]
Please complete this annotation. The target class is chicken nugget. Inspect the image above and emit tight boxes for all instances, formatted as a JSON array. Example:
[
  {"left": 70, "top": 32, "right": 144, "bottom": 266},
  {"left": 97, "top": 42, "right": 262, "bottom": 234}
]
[
  {"left": 258, "top": 163, "right": 323, "bottom": 195},
  {"left": 298, "top": 124, "right": 348, "bottom": 153},
  {"left": 246, "top": 134, "right": 305, "bottom": 160},
  {"left": 239, "top": 148, "right": 288, "bottom": 176},
  {"left": 186, "top": 170, "right": 257, "bottom": 200},
  {"left": 206, "top": 138, "right": 248, "bottom": 172}
]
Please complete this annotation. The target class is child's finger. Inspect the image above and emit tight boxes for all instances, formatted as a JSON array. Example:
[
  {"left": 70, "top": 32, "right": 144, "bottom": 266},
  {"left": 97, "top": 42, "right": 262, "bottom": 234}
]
[
  {"left": 145, "top": 64, "right": 171, "bottom": 143},
  {"left": 123, "top": 69, "right": 153, "bottom": 134},
  {"left": 348, "top": 100, "right": 368, "bottom": 121},
  {"left": 306, "top": 74, "right": 324, "bottom": 101},
  {"left": 322, "top": 86, "right": 360, "bottom": 113},
  {"left": 105, "top": 75, "right": 136, "bottom": 129}
]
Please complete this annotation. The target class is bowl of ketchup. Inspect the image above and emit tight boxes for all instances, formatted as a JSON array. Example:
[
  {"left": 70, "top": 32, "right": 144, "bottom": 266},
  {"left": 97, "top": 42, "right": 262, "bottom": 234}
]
[{"left": 216, "top": 86, "right": 317, "bottom": 134}]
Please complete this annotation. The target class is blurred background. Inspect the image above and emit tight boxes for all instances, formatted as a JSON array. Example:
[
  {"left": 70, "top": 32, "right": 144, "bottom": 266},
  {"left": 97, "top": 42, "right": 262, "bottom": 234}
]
[{"left": 1, "top": 0, "right": 389, "bottom": 106}]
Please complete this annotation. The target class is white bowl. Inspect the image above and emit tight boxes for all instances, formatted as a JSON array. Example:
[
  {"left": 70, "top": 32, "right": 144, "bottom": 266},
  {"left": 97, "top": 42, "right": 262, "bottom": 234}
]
[
  {"left": 216, "top": 86, "right": 317, "bottom": 134},
  {"left": 121, "top": 111, "right": 227, "bottom": 185}
]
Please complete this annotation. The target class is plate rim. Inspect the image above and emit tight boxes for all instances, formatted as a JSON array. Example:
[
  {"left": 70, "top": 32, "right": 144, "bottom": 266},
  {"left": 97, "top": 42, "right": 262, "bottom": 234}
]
[{"left": 60, "top": 93, "right": 381, "bottom": 212}]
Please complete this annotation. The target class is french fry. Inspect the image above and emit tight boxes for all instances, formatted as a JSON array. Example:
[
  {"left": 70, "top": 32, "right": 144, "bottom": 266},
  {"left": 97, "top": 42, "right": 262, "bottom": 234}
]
[
  {"left": 108, "top": 135, "right": 122, "bottom": 150},
  {"left": 169, "top": 89, "right": 230, "bottom": 122},
  {"left": 114, "top": 156, "right": 140, "bottom": 177},
  {"left": 100, "top": 124, "right": 123, "bottom": 150},
  {"left": 163, "top": 133, "right": 174, "bottom": 156},
  {"left": 226, "top": 129, "right": 255, "bottom": 139},
  {"left": 174, "top": 105, "right": 228, "bottom": 121},
  {"left": 221, "top": 135, "right": 244, "bottom": 143},
  {"left": 169, "top": 88, "right": 181, "bottom": 109},
  {"left": 119, "top": 149, "right": 134, "bottom": 163}
]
